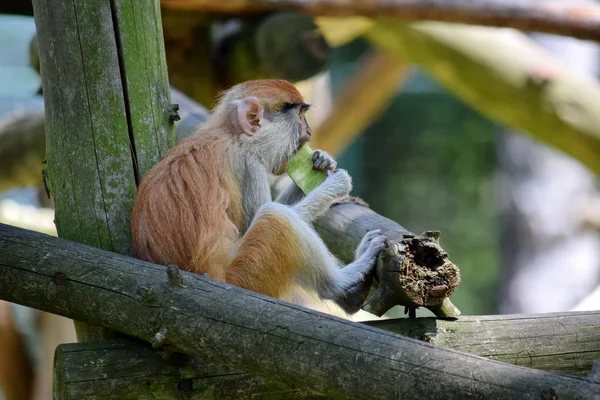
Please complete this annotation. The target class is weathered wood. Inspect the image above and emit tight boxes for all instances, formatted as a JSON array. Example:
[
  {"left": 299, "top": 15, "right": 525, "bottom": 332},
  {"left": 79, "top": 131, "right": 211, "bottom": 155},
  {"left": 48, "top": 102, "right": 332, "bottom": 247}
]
[
  {"left": 313, "top": 201, "right": 460, "bottom": 317},
  {"left": 54, "top": 338, "right": 325, "bottom": 400},
  {"left": 160, "top": 0, "right": 600, "bottom": 43},
  {"left": 34, "top": 0, "right": 134, "bottom": 255},
  {"left": 1, "top": 223, "right": 599, "bottom": 400},
  {"left": 32, "top": 0, "right": 175, "bottom": 340},
  {"left": 112, "top": 0, "right": 177, "bottom": 179},
  {"left": 52, "top": 310, "right": 600, "bottom": 398},
  {"left": 367, "top": 312, "right": 600, "bottom": 377}
]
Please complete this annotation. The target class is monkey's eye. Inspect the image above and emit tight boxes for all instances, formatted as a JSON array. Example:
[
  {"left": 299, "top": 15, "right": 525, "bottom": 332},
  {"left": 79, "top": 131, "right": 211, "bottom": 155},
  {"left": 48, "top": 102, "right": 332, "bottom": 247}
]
[{"left": 281, "top": 102, "right": 310, "bottom": 115}]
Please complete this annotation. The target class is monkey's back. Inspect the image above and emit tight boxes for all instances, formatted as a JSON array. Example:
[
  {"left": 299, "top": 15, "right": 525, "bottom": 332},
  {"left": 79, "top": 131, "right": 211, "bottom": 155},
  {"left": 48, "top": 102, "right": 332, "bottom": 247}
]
[{"left": 131, "top": 132, "right": 243, "bottom": 279}]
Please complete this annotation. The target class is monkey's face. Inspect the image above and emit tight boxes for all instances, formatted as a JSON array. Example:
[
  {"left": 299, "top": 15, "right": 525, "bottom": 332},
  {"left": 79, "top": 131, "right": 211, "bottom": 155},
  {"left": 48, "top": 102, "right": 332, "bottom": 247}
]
[
  {"left": 250, "top": 102, "right": 312, "bottom": 175},
  {"left": 230, "top": 94, "right": 312, "bottom": 175}
]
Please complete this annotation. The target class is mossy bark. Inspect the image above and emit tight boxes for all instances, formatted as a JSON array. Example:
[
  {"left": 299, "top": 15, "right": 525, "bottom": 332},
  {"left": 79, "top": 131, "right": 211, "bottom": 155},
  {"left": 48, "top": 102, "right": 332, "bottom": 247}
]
[{"left": 31, "top": 0, "right": 175, "bottom": 341}]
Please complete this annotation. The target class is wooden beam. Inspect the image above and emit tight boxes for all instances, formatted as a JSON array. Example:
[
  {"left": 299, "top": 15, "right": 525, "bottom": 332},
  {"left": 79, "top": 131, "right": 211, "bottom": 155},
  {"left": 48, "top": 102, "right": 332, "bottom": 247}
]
[
  {"left": 1, "top": 223, "right": 600, "bottom": 399},
  {"left": 53, "top": 338, "right": 326, "bottom": 400},
  {"left": 52, "top": 310, "right": 600, "bottom": 398},
  {"left": 159, "top": 0, "right": 600, "bottom": 43}
]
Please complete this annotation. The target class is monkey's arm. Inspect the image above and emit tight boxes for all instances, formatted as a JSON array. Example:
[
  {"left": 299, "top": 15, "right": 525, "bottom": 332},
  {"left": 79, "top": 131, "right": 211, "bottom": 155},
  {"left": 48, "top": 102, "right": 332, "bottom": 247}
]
[{"left": 275, "top": 179, "right": 305, "bottom": 205}]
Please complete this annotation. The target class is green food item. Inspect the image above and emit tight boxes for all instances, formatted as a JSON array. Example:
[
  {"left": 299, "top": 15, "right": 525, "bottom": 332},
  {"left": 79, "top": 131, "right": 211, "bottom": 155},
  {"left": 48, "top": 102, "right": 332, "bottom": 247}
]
[{"left": 286, "top": 144, "right": 327, "bottom": 194}]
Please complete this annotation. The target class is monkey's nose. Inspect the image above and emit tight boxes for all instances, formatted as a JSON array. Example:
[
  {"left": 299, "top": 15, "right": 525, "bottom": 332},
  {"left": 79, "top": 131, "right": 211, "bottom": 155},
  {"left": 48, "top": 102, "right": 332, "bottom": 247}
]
[{"left": 299, "top": 131, "right": 311, "bottom": 144}]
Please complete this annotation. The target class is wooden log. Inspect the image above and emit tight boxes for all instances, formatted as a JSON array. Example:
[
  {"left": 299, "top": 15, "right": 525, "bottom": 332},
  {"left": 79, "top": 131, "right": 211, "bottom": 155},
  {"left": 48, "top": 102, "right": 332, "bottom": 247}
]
[
  {"left": 367, "top": 312, "right": 600, "bottom": 377},
  {"left": 1, "top": 223, "right": 599, "bottom": 400},
  {"left": 312, "top": 200, "right": 460, "bottom": 318},
  {"left": 159, "top": 0, "right": 600, "bottom": 43},
  {"left": 31, "top": 0, "right": 176, "bottom": 341},
  {"left": 53, "top": 310, "right": 600, "bottom": 398},
  {"left": 54, "top": 338, "right": 325, "bottom": 400}
]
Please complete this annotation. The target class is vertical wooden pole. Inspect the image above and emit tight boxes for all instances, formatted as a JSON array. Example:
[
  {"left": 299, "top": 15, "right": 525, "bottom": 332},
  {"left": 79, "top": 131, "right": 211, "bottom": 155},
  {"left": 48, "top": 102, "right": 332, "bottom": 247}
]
[{"left": 31, "top": 0, "right": 176, "bottom": 341}]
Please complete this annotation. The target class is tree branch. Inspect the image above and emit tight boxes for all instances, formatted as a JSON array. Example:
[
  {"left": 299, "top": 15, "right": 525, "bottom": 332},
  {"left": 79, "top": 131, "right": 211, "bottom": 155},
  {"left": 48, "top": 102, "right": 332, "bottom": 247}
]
[
  {"left": 363, "top": 21, "right": 600, "bottom": 176},
  {"left": 316, "top": 18, "right": 600, "bottom": 177},
  {"left": 159, "top": 0, "right": 600, "bottom": 43},
  {"left": 1, "top": 223, "right": 599, "bottom": 399}
]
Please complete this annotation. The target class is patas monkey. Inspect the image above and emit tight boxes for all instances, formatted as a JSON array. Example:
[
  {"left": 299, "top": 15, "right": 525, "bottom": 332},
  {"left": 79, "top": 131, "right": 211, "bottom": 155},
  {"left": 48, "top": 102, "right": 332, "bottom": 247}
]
[{"left": 131, "top": 79, "right": 386, "bottom": 313}]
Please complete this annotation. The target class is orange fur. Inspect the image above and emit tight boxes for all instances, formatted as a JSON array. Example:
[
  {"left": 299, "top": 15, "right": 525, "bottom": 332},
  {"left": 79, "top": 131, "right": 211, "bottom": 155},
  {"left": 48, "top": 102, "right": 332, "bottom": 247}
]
[
  {"left": 132, "top": 127, "right": 242, "bottom": 281},
  {"left": 227, "top": 212, "right": 303, "bottom": 297},
  {"left": 132, "top": 79, "right": 305, "bottom": 293}
]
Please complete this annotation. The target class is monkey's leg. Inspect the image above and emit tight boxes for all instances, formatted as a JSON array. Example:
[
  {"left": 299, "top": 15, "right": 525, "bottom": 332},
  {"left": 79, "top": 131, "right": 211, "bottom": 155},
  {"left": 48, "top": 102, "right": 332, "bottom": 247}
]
[{"left": 226, "top": 203, "right": 385, "bottom": 313}]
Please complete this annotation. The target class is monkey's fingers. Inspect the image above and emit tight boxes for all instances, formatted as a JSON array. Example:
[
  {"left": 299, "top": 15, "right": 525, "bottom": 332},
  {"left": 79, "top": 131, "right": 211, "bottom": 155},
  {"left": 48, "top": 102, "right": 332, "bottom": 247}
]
[{"left": 312, "top": 150, "right": 337, "bottom": 172}]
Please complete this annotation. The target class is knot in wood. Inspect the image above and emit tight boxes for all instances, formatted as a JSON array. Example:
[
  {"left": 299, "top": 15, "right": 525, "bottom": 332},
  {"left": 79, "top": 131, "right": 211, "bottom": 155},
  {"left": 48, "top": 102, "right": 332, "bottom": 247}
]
[
  {"left": 53, "top": 272, "right": 67, "bottom": 285},
  {"left": 167, "top": 104, "right": 181, "bottom": 122},
  {"left": 151, "top": 328, "right": 168, "bottom": 349},
  {"left": 540, "top": 387, "right": 557, "bottom": 400},
  {"left": 177, "top": 379, "right": 194, "bottom": 393},
  {"left": 167, "top": 265, "right": 183, "bottom": 287}
]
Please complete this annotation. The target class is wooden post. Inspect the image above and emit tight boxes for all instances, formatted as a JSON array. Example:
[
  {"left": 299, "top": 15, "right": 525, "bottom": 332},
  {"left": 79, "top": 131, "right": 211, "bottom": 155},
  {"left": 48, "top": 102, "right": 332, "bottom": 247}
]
[{"left": 31, "top": 0, "right": 176, "bottom": 341}]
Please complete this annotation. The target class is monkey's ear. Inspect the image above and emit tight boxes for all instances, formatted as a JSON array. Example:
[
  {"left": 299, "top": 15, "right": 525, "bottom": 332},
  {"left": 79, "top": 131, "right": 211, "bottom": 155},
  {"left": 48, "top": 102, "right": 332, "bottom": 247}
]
[{"left": 230, "top": 96, "right": 265, "bottom": 135}]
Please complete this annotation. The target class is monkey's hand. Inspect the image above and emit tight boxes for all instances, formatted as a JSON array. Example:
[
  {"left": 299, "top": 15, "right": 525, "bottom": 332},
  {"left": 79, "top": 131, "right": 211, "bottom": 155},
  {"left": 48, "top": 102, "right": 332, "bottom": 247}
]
[
  {"left": 322, "top": 168, "right": 352, "bottom": 199},
  {"left": 356, "top": 229, "right": 385, "bottom": 258},
  {"left": 312, "top": 150, "right": 337, "bottom": 172}
]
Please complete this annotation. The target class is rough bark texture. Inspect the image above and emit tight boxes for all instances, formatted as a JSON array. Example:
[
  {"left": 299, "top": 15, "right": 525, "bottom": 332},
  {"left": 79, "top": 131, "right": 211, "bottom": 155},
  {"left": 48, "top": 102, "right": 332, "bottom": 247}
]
[
  {"left": 52, "top": 310, "right": 600, "bottom": 398},
  {"left": 31, "top": 0, "right": 176, "bottom": 340},
  {"left": 1, "top": 223, "right": 599, "bottom": 400},
  {"left": 368, "top": 312, "right": 600, "bottom": 377},
  {"left": 313, "top": 199, "right": 461, "bottom": 318},
  {"left": 54, "top": 339, "right": 325, "bottom": 400},
  {"left": 159, "top": 0, "right": 600, "bottom": 42},
  {"left": 34, "top": 0, "right": 136, "bottom": 256}
]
